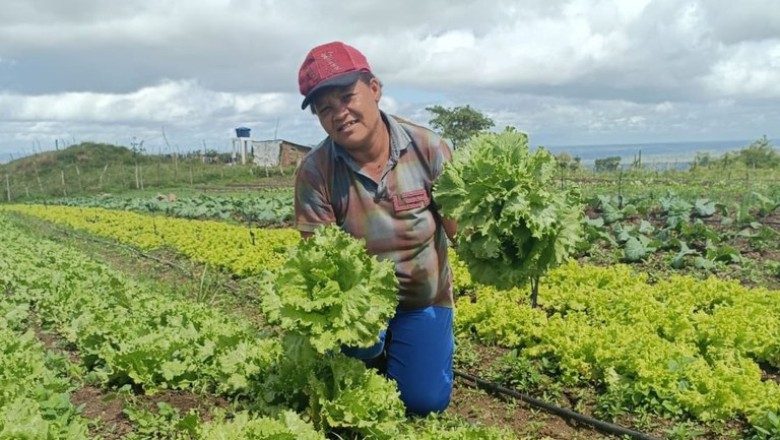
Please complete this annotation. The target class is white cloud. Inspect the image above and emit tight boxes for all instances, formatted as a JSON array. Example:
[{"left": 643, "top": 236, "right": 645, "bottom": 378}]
[
  {"left": 0, "top": 0, "right": 778, "bottom": 156},
  {"left": 700, "top": 0, "right": 780, "bottom": 44},
  {"left": 0, "top": 80, "right": 292, "bottom": 122},
  {"left": 703, "top": 41, "right": 780, "bottom": 98},
  {"left": 0, "top": 81, "right": 309, "bottom": 155}
]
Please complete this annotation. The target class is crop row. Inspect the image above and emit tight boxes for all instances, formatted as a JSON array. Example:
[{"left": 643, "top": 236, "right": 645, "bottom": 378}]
[
  {"left": 0, "top": 214, "right": 505, "bottom": 439},
  {"left": 39, "top": 191, "right": 294, "bottom": 225},
  {"left": 0, "top": 301, "right": 89, "bottom": 438},
  {"left": 2, "top": 204, "right": 300, "bottom": 276},
  {"left": 29, "top": 187, "right": 780, "bottom": 279},
  {"left": 455, "top": 261, "right": 780, "bottom": 437},
  {"left": 0, "top": 204, "right": 475, "bottom": 293},
  {"left": 0, "top": 215, "right": 326, "bottom": 438},
  {"left": 7, "top": 204, "right": 780, "bottom": 436}
]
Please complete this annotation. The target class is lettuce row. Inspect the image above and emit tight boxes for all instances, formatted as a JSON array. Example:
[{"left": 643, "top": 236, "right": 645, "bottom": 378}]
[
  {"left": 0, "top": 214, "right": 511, "bottom": 439},
  {"left": 0, "top": 306, "right": 89, "bottom": 439},
  {"left": 1, "top": 204, "right": 300, "bottom": 276},
  {"left": 455, "top": 261, "right": 780, "bottom": 436}
]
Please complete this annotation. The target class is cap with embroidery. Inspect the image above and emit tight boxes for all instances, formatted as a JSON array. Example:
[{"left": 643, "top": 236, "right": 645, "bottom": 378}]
[{"left": 298, "top": 41, "right": 372, "bottom": 110}]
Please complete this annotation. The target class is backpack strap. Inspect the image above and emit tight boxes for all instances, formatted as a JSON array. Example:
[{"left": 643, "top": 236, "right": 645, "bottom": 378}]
[{"left": 329, "top": 155, "right": 349, "bottom": 226}]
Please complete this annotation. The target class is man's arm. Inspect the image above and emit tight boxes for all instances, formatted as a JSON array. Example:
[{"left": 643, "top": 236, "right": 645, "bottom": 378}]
[{"left": 294, "top": 159, "right": 337, "bottom": 238}]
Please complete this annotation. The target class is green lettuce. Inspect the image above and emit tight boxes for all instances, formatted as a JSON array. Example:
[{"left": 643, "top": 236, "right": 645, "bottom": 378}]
[
  {"left": 199, "top": 410, "right": 324, "bottom": 440},
  {"left": 434, "top": 129, "right": 583, "bottom": 295},
  {"left": 261, "top": 225, "right": 398, "bottom": 353}
]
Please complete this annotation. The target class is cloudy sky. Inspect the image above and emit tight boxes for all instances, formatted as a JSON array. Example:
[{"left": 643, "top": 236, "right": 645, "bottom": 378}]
[{"left": 1, "top": 0, "right": 778, "bottom": 162}]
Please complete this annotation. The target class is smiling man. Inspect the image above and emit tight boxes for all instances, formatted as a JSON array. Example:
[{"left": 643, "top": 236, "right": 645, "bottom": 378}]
[{"left": 294, "top": 41, "right": 458, "bottom": 415}]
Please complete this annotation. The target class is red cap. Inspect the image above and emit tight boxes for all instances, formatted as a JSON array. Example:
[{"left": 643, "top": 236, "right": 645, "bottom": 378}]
[{"left": 298, "top": 41, "right": 372, "bottom": 109}]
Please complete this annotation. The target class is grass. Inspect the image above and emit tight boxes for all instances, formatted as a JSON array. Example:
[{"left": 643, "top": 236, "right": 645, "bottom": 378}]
[{"left": 0, "top": 142, "right": 297, "bottom": 202}]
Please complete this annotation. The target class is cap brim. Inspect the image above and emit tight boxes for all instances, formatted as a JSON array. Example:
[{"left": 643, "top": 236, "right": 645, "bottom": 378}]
[{"left": 301, "top": 71, "right": 363, "bottom": 110}]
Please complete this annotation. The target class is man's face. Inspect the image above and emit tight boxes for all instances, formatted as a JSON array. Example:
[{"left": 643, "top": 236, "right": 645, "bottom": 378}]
[{"left": 312, "top": 78, "right": 383, "bottom": 152}]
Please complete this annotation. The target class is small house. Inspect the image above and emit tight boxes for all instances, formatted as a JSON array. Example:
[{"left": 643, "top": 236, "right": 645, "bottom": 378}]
[
  {"left": 231, "top": 127, "right": 312, "bottom": 166},
  {"left": 252, "top": 139, "right": 312, "bottom": 167}
]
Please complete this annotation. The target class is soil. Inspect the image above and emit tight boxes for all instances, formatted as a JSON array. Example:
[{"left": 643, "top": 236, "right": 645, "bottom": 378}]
[
  {"left": 70, "top": 387, "right": 230, "bottom": 439},
  {"left": 448, "top": 383, "right": 617, "bottom": 439},
  {"left": 761, "top": 362, "right": 780, "bottom": 385},
  {"left": 71, "top": 387, "right": 132, "bottom": 439}
]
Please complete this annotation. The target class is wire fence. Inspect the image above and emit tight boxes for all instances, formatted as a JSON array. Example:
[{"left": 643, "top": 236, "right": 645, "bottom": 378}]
[{"left": 0, "top": 151, "right": 26, "bottom": 165}]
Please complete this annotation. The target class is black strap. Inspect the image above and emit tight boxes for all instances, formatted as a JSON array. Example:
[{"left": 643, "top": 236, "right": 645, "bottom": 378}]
[{"left": 330, "top": 156, "right": 349, "bottom": 226}]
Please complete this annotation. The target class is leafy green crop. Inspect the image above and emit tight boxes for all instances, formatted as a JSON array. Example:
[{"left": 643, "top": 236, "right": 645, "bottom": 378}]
[
  {"left": 39, "top": 191, "right": 295, "bottom": 226},
  {"left": 0, "top": 216, "right": 282, "bottom": 397},
  {"left": 200, "top": 411, "right": 324, "bottom": 439},
  {"left": 258, "top": 225, "right": 406, "bottom": 437},
  {"left": 0, "top": 214, "right": 509, "bottom": 439},
  {"left": 434, "top": 128, "right": 583, "bottom": 299},
  {"left": 456, "top": 261, "right": 780, "bottom": 437},
  {"left": 261, "top": 225, "right": 398, "bottom": 354},
  {"left": 0, "top": 307, "right": 89, "bottom": 439}
]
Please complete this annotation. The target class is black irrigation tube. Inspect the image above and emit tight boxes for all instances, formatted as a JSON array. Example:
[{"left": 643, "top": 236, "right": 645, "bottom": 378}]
[
  {"left": 694, "top": 217, "right": 780, "bottom": 226},
  {"left": 454, "top": 370, "right": 660, "bottom": 440},
  {"left": 63, "top": 229, "right": 195, "bottom": 277},
  {"left": 566, "top": 177, "right": 780, "bottom": 185}
]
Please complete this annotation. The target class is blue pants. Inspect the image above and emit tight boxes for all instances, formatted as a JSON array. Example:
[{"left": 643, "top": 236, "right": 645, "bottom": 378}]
[{"left": 342, "top": 306, "right": 454, "bottom": 415}]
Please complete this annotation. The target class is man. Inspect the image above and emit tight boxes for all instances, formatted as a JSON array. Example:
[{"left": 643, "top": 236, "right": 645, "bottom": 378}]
[{"left": 294, "top": 41, "right": 457, "bottom": 416}]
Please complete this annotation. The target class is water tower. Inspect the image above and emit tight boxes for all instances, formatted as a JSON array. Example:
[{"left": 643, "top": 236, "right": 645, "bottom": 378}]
[{"left": 232, "top": 127, "right": 252, "bottom": 164}]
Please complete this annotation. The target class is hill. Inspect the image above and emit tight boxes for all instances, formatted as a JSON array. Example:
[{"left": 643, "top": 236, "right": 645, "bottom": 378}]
[
  {"left": 0, "top": 142, "right": 294, "bottom": 201},
  {"left": 1, "top": 142, "right": 144, "bottom": 176}
]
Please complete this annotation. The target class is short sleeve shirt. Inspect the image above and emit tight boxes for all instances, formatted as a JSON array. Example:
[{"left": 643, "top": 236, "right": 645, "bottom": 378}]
[{"left": 294, "top": 112, "right": 453, "bottom": 309}]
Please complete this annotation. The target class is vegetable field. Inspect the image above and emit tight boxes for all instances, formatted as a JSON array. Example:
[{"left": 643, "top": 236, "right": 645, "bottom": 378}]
[{"left": 1, "top": 157, "right": 779, "bottom": 439}]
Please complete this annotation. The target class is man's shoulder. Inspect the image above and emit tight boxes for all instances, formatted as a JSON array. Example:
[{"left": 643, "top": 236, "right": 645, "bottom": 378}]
[
  {"left": 296, "top": 139, "right": 339, "bottom": 187},
  {"left": 388, "top": 114, "right": 447, "bottom": 152},
  {"left": 300, "top": 137, "right": 335, "bottom": 168},
  {"left": 390, "top": 115, "right": 438, "bottom": 138}
]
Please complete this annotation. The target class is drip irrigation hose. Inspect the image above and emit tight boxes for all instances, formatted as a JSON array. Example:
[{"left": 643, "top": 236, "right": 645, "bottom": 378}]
[{"left": 454, "top": 369, "right": 660, "bottom": 440}]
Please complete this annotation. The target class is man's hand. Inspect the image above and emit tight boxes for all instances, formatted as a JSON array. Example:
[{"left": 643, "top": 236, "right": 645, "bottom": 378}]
[{"left": 442, "top": 216, "right": 458, "bottom": 246}]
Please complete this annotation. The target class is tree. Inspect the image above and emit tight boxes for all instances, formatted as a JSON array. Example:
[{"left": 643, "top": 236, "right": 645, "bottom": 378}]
[
  {"left": 594, "top": 156, "right": 621, "bottom": 172},
  {"left": 555, "top": 152, "right": 573, "bottom": 170},
  {"left": 572, "top": 156, "right": 582, "bottom": 171},
  {"left": 738, "top": 135, "right": 779, "bottom": 169},
  {"left": 692, "top": 152, "right": 712, "bottom": 169},
  {"left": 426, "top": 105, "right": 495, "bottom": 149}
]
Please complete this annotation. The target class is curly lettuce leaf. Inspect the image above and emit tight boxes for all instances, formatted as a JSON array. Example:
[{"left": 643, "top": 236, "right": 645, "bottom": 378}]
[
  {"left": 261, "top": 225, "right": 398, "bottom": 353},
  {"left": 434, "top": 129, "right": 583, "bottom": 290},
  {"left": 199, "top": 410, "right": 325, "bottom": 440}
]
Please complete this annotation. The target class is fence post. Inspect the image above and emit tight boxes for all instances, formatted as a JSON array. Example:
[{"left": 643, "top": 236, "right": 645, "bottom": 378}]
[
  {"left": 98, "top": 164, "right": 109, "bottom": 190},
  {"left": 5, "top": 174, "right": 10, "bottom": 202},
  {"left": 61, "top": 169, "right": 67, "bottom": 197},
  {"left": 76, "top": 165, "right": 83, "bottom": 192},
  {"left": 35, "top": 169, "right": 43, "bottom": 193}
]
